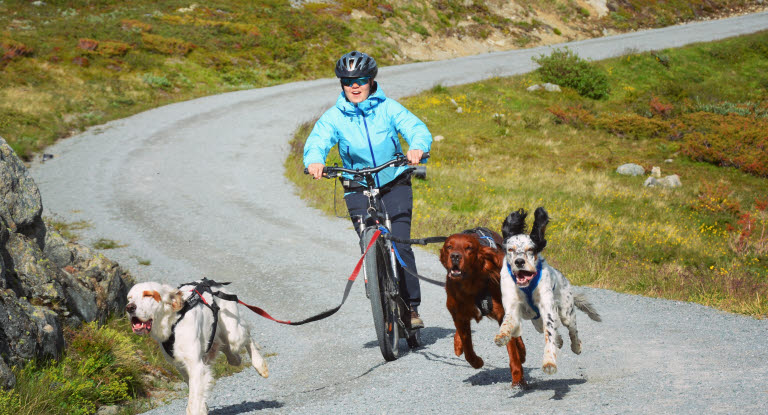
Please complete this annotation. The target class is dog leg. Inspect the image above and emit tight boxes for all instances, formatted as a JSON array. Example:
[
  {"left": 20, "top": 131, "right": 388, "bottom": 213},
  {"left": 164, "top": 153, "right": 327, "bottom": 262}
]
[
  {"left": 495, "top": 264, "right": 522, "bottom": 346},
  {"left": 454, "top": 318, "right": 483, "bottom": 369},
  {"left": 185, "top": 361, "right": 213, "bottom": 415},
  {"left": 247, "top": 339, "right": 269, "bottom": 378},
  {"left": 505, "top": 337, "right": 526, "bottom": 386},
  {"left": 221, "top": 341, "right": 242, "bottom": 366},
  {"left": 540, "top": 301, "right": 560, "bottom": 375},
  {"left": 495, "top": 313, "right": 521, "bottom": 347},
  {"left": 453, "top": 331, "right": 464, "bottom": 357},
  {"left": 559, "top": 296, "right": 582, "bottom": 355}
]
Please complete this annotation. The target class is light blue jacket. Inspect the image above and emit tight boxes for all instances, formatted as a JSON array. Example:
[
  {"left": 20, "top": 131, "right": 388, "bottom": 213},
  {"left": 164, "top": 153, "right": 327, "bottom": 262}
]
[{"left": 303, "top": 84, "right": 432, "bottom": 188}]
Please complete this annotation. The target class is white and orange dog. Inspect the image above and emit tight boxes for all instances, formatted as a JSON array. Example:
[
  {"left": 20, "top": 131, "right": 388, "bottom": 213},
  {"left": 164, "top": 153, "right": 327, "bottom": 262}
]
[
  {"left": 126, "top": 279, "right": 268, "bottom": 415},
  {"left": 494, "top": 207, "right": 601, "bottom": 375}
]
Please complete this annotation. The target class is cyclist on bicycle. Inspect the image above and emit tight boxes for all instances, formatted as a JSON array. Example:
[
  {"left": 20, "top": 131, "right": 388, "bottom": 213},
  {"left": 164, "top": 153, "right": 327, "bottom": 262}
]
[{"left": 304, "top": 51, "right": 433, "bottom": 329}]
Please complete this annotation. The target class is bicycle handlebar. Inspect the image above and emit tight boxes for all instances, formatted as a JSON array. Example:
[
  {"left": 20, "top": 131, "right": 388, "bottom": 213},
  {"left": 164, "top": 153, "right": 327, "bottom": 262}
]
[{"left": 303, "top": 152, "right": 430, "bottom": 178}]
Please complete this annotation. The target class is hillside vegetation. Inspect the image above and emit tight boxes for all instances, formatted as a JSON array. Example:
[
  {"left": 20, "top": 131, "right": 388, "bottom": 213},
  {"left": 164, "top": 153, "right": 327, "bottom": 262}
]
[
  {"left": 1, "top": 0, "right": 764, "bottom": 158},
  {"left": 287, "top": 30, "right": 768, "bottom": 318}
]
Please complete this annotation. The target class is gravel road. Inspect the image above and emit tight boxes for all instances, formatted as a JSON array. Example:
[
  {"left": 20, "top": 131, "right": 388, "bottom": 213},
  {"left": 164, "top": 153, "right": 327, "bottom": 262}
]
[{"left": 30, "top": 12, "right": 768, "bottom": 414}]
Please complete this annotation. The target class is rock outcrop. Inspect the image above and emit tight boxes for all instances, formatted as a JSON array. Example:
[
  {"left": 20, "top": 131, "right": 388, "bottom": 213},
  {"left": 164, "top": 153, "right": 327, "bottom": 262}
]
[{"left": 1, "top": 136, "right": 133, "bottom": 388}]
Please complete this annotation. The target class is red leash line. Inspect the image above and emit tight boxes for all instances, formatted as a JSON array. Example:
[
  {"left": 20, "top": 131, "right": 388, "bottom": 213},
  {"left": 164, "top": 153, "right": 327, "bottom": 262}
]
[{"left": 237, "top": 230, "right": 382, "bottom": 325}]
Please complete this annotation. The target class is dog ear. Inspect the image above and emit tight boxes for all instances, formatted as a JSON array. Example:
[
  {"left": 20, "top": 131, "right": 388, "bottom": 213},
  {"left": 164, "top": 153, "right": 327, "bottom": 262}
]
[
  {"left": 480, "top": 246, "right": 503, "bottom": 275},
  {"left": 170, "top": 290, "right": 185, "bottom": 312},
  {"left": 530, "top": 207, "right": 549, "bottom": 254},
  {"left": 502, "top": 208, "right": 527, "bottom": 240}
]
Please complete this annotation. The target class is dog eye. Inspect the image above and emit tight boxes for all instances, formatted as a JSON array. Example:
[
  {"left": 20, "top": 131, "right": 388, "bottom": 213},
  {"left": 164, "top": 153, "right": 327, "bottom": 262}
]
[{"left": 446, "top": 245, "right": 452, "bottom": 250}]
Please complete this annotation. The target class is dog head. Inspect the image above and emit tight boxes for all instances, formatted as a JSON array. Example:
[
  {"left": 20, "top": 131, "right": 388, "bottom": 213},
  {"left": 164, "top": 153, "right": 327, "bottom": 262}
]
[
  {"left": 501, "top": 207, "right": 549, "bottom": 288},
  {"left": 440, "top": 232, "right": 502, "bottom": 281},
  {"left": 125, "top": 282, "right": 185, "bottom": 336}
]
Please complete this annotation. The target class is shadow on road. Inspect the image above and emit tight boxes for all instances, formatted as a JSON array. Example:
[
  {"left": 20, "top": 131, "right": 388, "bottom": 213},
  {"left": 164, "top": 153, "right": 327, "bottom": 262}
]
[
  {"left": 362, "top": 326, "right": 454, "bottom": 350},
  {"left": 210, "top": 399, "right": 284, "bottom": 414},
  {"left": 464, "top": 367, "right": 587, "bottom": 400},
  {"left": 510, "top": 377, "right": 588, "bottom": 400}
]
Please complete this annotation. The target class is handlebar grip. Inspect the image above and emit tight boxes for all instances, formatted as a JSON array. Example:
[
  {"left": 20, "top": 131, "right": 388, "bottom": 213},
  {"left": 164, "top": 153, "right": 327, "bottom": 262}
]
[{"left": 303, "top": 166, "right": 332, "bottom": 176}]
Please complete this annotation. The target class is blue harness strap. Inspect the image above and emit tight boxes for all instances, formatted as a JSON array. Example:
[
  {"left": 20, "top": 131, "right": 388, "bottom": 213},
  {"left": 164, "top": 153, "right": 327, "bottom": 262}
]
[{"left": 508, "top": 260, "right": 544, "bottom": 320}]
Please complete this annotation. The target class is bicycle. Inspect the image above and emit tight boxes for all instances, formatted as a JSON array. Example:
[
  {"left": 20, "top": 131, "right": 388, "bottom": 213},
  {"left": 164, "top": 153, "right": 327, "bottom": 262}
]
[{"left": 305, "top": 153, "right": 428, "bottom": 361}]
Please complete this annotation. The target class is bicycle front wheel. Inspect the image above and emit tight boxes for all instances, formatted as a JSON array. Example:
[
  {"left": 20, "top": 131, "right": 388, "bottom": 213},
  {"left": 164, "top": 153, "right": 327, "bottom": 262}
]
[{"left": 362, "top": 227, "right": 401, "bottom": 361}]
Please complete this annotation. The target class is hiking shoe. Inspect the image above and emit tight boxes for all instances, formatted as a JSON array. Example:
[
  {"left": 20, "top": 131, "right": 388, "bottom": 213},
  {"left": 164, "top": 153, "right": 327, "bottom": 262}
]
[{"left": 410, "top": 310, "right": 424, "bottom": 329}]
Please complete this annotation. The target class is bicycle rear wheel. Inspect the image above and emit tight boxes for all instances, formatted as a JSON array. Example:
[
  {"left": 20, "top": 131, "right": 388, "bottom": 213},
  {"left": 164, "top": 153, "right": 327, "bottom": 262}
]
[{"left": 362, "top": 227, "right": 401, "bottom": 361}]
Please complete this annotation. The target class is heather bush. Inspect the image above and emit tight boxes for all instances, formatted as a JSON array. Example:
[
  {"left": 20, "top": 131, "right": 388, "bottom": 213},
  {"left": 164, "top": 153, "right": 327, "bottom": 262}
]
[
  {"left": 547, "top": 104, "right": 595, "bottom": 128},
  {"left": 679, "top": 112, "right": 768, "bottom": 177},
  {"left": 595, "top": 113, "right": 673, "bottom": 140},
  {"left": 533, "top": 48, "right": 610, "bottom": 99}
]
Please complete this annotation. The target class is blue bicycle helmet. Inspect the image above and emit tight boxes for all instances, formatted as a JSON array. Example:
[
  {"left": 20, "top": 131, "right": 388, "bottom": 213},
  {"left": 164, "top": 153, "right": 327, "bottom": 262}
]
[{"left": 335, "top": 51, "right": 378, "bottom": 79}]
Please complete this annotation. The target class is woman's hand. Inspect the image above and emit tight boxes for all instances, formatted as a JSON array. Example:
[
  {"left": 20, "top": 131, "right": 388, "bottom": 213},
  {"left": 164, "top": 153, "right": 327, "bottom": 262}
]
[
  {"left": 406, "top": 149, "right": 423, "bottom": 165},
  {"left": 307, "top": 163, "right": 325, "bottom": 180}
]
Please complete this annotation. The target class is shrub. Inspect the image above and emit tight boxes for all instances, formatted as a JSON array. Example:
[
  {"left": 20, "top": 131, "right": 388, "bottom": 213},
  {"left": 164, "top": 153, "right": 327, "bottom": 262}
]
[
  {"left": 533, "top": 48, "right": 610, "bottom": 99},
  {"left": 595, "top": 113, "right": 672, "bottom": 139},
  {"left": 548, "top": 104, "right": 595, "bottom": 128},
  {"left": 679, "top": 112, "right": 768, "bottom": 177},
  {"left": 1, "top": 39, "right": 34, "bottom": 63},
  {"left": 691, "top": 180, "right": 741, "bottom": 215},
  {"left": 141, "top": 33, "right": 195, "bottom": 55}
]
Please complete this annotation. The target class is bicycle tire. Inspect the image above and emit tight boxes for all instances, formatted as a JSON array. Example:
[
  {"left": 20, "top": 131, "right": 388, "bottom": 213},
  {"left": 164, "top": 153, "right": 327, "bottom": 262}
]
[
  {"left": 362, "top": 227, "right": 401, "bottom": 361},
  {"left": 406, "top": 328, "right": 422, "bottom": 349}
]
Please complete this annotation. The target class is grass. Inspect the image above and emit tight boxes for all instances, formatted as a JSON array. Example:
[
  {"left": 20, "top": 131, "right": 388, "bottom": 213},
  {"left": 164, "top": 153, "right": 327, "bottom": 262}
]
[
  {"left": 93, "top": 238, "right": 126, "bottom": 250},
  {"left": 286, "top": 30, "right": 768, "bottom": 318},
  {"left": 47, "top": 217, "right": 92, "bottom": 241},
  {"left": 0, "top": 317, "right": 263, "bottom": 415},
  {"left": 1, "top": 0, "right": 760, "bottom": 160}
]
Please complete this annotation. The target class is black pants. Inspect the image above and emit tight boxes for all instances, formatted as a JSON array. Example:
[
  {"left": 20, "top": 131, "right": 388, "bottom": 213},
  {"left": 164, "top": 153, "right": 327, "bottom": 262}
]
[{"left": 344, "top": 182, "right": 420, "bottom": 308}]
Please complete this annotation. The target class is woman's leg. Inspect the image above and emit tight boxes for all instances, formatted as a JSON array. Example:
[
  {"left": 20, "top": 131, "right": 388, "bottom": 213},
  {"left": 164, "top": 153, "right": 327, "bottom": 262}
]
[{"left": 380, "top": 184, "right": 420, "bottom": 310}]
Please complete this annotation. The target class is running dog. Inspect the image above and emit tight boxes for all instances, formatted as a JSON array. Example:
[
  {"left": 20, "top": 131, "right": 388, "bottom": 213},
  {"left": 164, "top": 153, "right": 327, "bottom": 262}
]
[
  {"left": 440, "top": 228, "right": 527, "bottom": 386},
  {"left": 494, "top": 208, "right": 601, "bottom": 375},
  {"left": 125, "top": 279, "right": 269, "bottom": 415}
]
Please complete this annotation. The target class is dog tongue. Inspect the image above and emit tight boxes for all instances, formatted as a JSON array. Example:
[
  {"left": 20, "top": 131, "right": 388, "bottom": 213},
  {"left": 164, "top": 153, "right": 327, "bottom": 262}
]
[
  {"left": 132, "top": 320, "right": 152, "bottom": 333},
  {"left": 516, "top": 272, "right": 534, "bottom": 285}
]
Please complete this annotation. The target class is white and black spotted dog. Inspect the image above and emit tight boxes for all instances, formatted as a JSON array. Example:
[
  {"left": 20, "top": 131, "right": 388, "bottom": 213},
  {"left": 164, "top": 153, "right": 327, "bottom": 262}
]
[{"left": 493, "top": 207, "right": 601, "bottom": 375}]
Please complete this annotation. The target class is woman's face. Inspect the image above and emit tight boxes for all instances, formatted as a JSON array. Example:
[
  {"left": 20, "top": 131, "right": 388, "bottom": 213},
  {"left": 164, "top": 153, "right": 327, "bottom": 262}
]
[{"left": 343, "top": 79, "right": 372, "bottom": 104}]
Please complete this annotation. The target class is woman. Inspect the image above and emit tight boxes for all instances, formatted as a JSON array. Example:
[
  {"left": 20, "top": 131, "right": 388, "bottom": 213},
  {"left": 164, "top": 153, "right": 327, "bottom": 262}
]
[{"left": 304, "top": 51, "right": 433, "bottom": 328}]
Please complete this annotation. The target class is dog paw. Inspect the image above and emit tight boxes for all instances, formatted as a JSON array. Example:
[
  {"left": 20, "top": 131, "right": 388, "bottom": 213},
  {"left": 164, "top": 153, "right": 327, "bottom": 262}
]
[
  {"left": 571, "top": 339, "right": 582, "bottom": 355},
  {"left": 256, "top": 361, "right": 269, "bottom": 378},
  {"left": 467, "top": 355, "right": 484, "bottom": 369},
  {"left": 542, "top": 361, "right": 557, "bottom": 375},
  {"left": 494, "top": 331, "right": 512, "bottom": 347}
]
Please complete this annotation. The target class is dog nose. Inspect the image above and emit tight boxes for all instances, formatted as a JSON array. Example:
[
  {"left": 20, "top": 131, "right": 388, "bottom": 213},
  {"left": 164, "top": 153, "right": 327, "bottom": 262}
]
[
  {"left": 125, "top": 303, "right": 136, "bottom": 314},
  {"left": 450, "top": 252, "right": 461, "bottom": 264},
  {"left": 514, "top": 258, "right": 525, "bottom": 268}
]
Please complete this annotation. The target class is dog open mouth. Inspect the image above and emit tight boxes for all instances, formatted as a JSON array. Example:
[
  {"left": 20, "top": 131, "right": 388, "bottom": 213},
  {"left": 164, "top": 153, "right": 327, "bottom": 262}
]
[
  {"left": 514, "top": 270, "right": 536, "bottom": 287},
  {"left": 448, "top": 264, "right": 464, "bottom": 279},
  {"left": 131, "top": 317, "right": 153, "bottom": 334}
]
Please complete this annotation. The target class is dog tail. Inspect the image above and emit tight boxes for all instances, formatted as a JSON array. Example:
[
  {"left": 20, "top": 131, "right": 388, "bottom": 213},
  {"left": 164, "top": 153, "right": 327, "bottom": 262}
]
[{"left": 573, "top": 293, "right": 602, "bottom": 322}]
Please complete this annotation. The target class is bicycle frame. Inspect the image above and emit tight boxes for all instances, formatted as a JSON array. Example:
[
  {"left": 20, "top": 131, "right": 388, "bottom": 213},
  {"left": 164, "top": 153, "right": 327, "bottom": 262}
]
[{"left": 305, "top": 153, "right": 428, "bottom": 358}]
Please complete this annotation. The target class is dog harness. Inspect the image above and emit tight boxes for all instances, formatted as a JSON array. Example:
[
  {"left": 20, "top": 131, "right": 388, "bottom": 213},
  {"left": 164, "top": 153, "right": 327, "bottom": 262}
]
[
  {"left": 463, "top": 227, "right": 500, "bottom": 316},
  {"left": 162, "top": 278, "right": 229, "bottom": 359},
  {"left": 462, "top": 227, "right": 499, "bottom": 250},
  {"left": 508, "top": 260, "right": 544, "bottom": 320}
]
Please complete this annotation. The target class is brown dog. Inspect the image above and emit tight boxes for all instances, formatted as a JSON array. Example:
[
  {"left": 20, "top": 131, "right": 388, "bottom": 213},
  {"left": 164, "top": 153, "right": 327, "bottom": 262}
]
[{"left": 440, "top": 228, "right": 527, "bottom": 386}]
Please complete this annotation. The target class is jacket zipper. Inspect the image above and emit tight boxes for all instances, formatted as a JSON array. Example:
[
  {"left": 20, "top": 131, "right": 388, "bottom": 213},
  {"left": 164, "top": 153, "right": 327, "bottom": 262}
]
[{"left": 361, "top": 110, "right": 381, "bottom": 188}]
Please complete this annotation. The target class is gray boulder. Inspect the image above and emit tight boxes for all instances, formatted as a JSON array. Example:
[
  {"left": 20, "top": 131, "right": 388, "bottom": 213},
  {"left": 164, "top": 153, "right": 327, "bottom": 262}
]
[
  {"left": 644, "top": 174, "right": 682, "bottom": 188},
  {"left": 616, "top": 163, "right": 646, "bottom": 176},
  {"left": 0, "top": 138, "right": 44, "bottom": 237},
  {"left": 0, "top": 136, "right": 133, "bottom": 388},
  {"left": 43, "top": 224, "right": 73, "bottom": 268}
]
